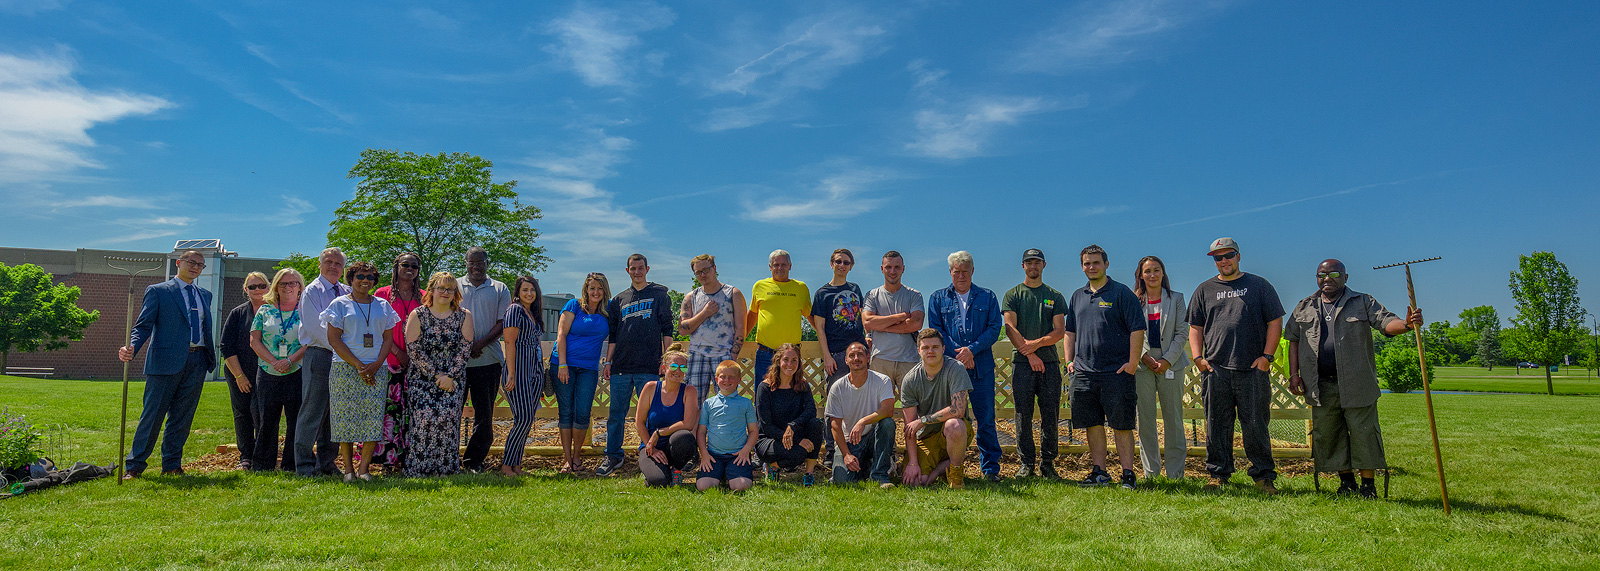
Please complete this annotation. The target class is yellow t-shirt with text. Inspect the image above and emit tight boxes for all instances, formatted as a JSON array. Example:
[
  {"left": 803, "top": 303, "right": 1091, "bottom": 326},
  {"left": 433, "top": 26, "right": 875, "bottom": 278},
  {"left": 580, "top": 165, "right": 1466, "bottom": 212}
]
[{"left": 750, "top": 278, "right": 811, "bottom": 348}]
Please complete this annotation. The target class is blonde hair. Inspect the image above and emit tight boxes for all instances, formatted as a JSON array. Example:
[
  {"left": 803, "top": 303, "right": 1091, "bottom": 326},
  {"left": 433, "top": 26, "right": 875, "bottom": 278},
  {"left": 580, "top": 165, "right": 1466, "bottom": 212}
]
[
  {"left": 264, "top": 268, "right": 303, "bottom": 306},
  {"left": 581, "top": 273, "right": 611, "bottom": 316},
  {"left": 242, "top": 271, "right": 269, "bottom": 296},
  {"left": 422, "top": 271, "right": 462, "bottom": 311},
  {"left": 662, "top": 341, "right": 689, "bottom": 365}
]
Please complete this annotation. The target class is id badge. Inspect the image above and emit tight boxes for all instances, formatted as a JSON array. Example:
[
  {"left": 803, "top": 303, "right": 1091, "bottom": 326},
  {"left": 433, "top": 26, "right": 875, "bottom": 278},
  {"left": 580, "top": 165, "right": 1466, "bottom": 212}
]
[
  {"left": 363, "top": 333, "right": 374, "bottom": 348},
  {"left": 274, "top": 340, "right": 288, "bottom": 359},
  {"left": 1164, "top": 370, "right": 1176, "bottom": 380}
]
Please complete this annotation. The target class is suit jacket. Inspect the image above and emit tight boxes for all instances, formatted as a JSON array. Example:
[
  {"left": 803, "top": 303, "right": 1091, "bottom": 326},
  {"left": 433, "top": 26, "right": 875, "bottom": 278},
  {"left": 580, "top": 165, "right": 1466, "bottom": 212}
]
[
  {"left": 927, "top": 284, "right": 1002, "bottom": 377},
  {"left": 1139, "top": 288, "right": 1191, "bottom": 371},
  {"left": 129, "top": 278, "right": 217, "bottom": 376}
]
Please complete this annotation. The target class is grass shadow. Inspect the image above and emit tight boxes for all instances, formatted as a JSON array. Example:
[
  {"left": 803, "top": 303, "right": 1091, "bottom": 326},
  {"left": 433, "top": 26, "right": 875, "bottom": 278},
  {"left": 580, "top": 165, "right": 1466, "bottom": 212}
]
[
  {"left": 147, "top": 472, "right": 249, "bottom": 490},
  {"left": 1385, "top": 496, "right": 1571, "bottom": 521}
]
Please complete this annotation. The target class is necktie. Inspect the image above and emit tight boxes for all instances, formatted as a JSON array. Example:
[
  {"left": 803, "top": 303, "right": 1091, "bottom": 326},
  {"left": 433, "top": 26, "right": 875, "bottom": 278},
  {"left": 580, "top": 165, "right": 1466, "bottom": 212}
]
[{"left": 185, "top": 284, "right": 203, "bottom": 345}]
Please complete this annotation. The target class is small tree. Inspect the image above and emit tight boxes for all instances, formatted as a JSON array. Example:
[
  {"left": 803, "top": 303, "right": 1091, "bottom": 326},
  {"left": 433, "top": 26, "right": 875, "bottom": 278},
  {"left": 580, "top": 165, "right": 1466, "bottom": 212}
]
[
  {"left": 1475, "top": 325, "right": 1502, "bottom": 371},
  {"left": 329, "top": 149, "right": 550, "bottom": 284},
  {"left": 0, "top": 263, "right": 100, "bottom": 372},
  {"left": 1376, "top": 338, "right": 1435, "bottom": 393},
  {"left": 1506, "top": 251, "right": 1586, "bottom": 395}
]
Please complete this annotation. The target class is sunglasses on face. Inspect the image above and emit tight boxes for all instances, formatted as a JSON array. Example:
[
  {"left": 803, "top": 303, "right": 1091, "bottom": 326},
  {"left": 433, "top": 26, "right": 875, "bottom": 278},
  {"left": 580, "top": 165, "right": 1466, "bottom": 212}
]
[
  {"left": 1211, "top": 252, "right": 1238, "bottom": 261},
  {"left": 667, "top": 363, "right": 689, "bottom": 372},
  {"left": 246, "top": 284, "right": 269, "bottom": 291},
  {"left": 1317, "top": 271, "right": 1344, "bottom": 279},
  {"left": 399, "top": 263, "right": 420, "bottom": 270},
  {"left": 352, "top": 274, "right": 378, "bottom": 281},
  {"left": 832, "top": 259, "right": 853, "bottom": 266}
]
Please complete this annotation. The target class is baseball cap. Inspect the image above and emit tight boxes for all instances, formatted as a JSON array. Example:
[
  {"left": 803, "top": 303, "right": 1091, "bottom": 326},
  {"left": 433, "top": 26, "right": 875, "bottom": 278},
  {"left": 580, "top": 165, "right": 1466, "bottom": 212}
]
[
  {"left": 1022, "top": 248, "right": 1045, "bottom": 262},
  {"left": 1207, "top": 237, "right": 1239, "bottom": 255}
]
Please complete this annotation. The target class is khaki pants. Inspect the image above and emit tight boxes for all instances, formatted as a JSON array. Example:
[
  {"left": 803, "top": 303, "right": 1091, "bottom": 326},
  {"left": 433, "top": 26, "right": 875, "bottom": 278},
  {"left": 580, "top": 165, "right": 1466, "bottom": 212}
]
[
  {"left": 914, "top": 421, "right": 976, "bottom": 474},
  {"left": 870, "top": 357, "right": 916, "bottom": 391},
  {"left": 1135, "top": 367, "right": 1188, "bottom": 479}
]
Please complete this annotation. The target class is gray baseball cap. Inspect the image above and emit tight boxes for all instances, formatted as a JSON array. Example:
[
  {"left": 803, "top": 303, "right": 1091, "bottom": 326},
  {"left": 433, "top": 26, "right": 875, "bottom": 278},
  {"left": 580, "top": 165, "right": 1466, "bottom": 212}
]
[
  {"left": 1022, "top": 248, "right": 1045, "bottom": 262},
  {"left": 1207, "top": 237, "right": 1239, "bottom": 254}
]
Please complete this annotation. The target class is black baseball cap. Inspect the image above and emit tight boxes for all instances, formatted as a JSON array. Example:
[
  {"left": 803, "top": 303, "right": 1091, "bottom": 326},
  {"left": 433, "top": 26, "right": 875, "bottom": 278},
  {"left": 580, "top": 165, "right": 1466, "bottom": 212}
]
[{"left": 1022, "top": 248, "right": 1045, "bottom": 262}]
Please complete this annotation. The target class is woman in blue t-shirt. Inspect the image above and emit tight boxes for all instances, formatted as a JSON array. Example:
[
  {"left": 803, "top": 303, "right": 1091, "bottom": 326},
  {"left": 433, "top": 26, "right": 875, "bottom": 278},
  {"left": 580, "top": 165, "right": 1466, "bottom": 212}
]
[{"left": 553, "top": 272, "right": 612, "bottom": 473}]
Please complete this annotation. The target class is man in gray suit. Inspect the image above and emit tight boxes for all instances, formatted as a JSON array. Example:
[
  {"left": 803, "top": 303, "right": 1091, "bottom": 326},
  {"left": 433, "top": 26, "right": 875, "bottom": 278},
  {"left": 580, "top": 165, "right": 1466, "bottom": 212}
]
[{"left": 118, "top": 250, "right": 216, "bottom": 478}]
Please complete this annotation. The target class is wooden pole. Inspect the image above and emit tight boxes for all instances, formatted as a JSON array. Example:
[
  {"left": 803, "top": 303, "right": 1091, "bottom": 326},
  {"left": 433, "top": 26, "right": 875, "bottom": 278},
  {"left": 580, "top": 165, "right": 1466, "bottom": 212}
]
[
  {"left": 1404, "top": 264, "right": 1451, "bottom": 514},
  {"left": 106, "top": 256, "right": 163, "bottom": 484}
]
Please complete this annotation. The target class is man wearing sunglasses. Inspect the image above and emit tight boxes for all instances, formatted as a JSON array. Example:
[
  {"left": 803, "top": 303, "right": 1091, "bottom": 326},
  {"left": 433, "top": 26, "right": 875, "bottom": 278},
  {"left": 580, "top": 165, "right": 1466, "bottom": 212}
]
[
  {"left": 1186, "top": 237, "right": 1285, "bottom": 495},
  {"left": 117, "top": 250, "right": 216, "bottom": 479},
  {"left": 1285, "top": 259, "right": 1422, "bottom": 498}
]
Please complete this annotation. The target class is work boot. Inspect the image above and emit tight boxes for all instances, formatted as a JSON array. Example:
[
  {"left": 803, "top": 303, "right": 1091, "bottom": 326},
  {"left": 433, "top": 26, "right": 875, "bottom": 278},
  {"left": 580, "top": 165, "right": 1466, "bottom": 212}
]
[
  {"left": 1255, "top": 478, "right": 1279, "bottom": 496},
  {"left": 947, "top": 465, "right": 965, "bottom": 489},
  {"left": 1040, "top": 462, "right": 1061, "bottom": 480}
]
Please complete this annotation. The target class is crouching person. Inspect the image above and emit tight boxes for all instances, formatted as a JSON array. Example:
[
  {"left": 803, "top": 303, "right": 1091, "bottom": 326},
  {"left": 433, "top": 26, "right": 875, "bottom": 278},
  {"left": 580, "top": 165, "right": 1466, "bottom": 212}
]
[
  {"left": 901, "top": 328, "right": 974, "bottom": 489},
  {"left": 638, "top": 344, "right": 701, "bottom": 487},
  {"left": 696, "top": 360, "right": 759, "bottom": 491},
  {"left": 826, "top": 342, "right": 897, "bottom": 488}
]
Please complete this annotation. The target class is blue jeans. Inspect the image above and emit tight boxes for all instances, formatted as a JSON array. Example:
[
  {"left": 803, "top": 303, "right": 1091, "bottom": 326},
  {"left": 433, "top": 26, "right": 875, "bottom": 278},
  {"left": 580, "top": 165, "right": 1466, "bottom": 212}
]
[
  {"left": 606, "top": 373, "right": 657, "bottom": 462},
  {"left": 831, "top": 417, "right": 896, "bottom": 484},
  {"left": 126, "top": 350, "right": 208, "bottom": 474},
  {"left": 554, "top": 367, "right": 600, "bottom": 430},
  {"left": 967, "top": 366, "right": 1002, "bottom": 476},
  {"left": 753, "top": 344, "right": 776, "bottom": 383}
]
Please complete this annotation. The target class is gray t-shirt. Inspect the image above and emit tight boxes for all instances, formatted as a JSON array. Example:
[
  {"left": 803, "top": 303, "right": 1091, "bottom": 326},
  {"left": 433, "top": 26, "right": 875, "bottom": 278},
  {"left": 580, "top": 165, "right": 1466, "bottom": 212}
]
[
  {"left": 824, "top": 370, "right": 896, "bottom": 429},
  {"left": 864, "top": 285, "right": 924, "bottom": 363},
  {"left": 458, "top": 276, "right": 511, "bottom": 367},
  {"left": 900, "top": 357, "right": 973, "bottom": 422}
]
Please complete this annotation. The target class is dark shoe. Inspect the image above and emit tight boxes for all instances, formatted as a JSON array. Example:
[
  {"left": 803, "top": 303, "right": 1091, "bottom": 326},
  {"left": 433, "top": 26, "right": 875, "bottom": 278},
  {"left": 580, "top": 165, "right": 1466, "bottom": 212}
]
[
  {"left": 1015, "top": 464, "right": 1035, "bottom": 479},
  {"left": 161, "top": 468, "right": 185, "bottom": 476},
  {"left": 984, "top": 473, "right": 1002, "bottom": 483},
  {"left": 1204, "top": 476, "right": 1227, "bottom": 491},
  {"left": 1040, "top": 463, "right": 1061, "bottom": 480},
  {"left": 1336, "top": 480, "right": 1359, "bottom": 496},
  {"left": 1255, "top": 478, "right": 1279, "bottom": 496},
  {"left": 802, "top": 473, "right": 815, "bottom": 487},
  {"left": 765, "top": 464, "right": 780, "bottom": 483},
  {"left": 1359, "top": 481, "right": 1378, "bottom": 499},
  {"left": 1120, "top": 469, "right": 1138, "bottom": 490},
  {"left": 595, "top": 458, "right": 621, "bottom": 477},
  {"left": 1079, "top": 467, "right": 1113, "bottom": 488},
  {"left": 121, "top": 470, "right": 141, "bottom": 480}
]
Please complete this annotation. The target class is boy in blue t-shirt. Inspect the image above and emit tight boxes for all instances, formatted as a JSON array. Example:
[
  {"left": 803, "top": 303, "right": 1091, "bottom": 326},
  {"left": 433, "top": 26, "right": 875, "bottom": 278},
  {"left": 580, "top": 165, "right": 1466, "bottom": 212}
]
[{"left": 696, "top": 360, "right": 760, "bottom": 491}]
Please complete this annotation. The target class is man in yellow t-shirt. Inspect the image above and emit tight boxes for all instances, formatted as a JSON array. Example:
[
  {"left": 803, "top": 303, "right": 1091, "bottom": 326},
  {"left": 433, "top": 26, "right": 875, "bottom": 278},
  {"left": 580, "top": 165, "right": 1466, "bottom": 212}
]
[{"left": 746, "top": 249, "right": 811, "bottom": 380}]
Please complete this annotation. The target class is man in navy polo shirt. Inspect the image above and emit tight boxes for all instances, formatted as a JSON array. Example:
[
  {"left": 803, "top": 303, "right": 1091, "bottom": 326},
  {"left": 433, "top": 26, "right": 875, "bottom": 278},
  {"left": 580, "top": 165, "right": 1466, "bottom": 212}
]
[{"left": 1063, "top": 244, "right": 1146, "bottom": 490}]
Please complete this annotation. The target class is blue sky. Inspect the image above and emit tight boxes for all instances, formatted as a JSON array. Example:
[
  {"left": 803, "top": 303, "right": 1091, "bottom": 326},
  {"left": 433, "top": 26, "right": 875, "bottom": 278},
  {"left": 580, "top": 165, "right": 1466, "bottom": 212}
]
[{"left": 3, "top": 0, "right": 1597, "bottom": 324}]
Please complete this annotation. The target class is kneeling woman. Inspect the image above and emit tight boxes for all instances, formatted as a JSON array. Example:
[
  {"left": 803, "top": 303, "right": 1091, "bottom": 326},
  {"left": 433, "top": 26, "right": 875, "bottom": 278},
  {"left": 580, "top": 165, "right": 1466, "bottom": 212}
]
[
  {"left": 323, "top": 261, "right": 400, "bottom": 481},
  {"left": 636, "top": 344, "right": 700, "bottom": 487},
  {"left": 754, "top": 343, "right": 825, "bottom": 485}
]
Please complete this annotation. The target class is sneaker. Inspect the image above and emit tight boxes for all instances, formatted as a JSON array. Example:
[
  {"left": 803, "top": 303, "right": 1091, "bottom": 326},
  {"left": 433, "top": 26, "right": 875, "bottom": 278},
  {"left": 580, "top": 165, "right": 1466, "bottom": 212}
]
[
  {"left": 595, "top": 458, "right": 620, "bottom": 477},
  {"left": 765, "top": 464, "right": 780, "bottom": 483},
  {"left": 1120, "top": 469, "right": 1138, "bottom": 490},
  {"left": 878, "top": 481, "right": 896, "bottom": 490},
  {"left": 1015, "top": 464, "right": 1035, "bottom": 479},
  {"left": 1336, "top": 480, "right": 1359, "bottom": 496},
  {"left": 1204, "top": 476, "right": 1227, "bottom": 491},
  {"left": 1359, "top": 481, "right": 1378, "bottom": 499},
  {"left": 802, "top": 473, "right": 815, "bottom": 487},
  {"left": 1078, "top": 467, "right": 1113, "bottom": 488},
  {"left": 671, "top": 469, "right": 683, "bottom": 486},
  {"left": 984, "top": 473, "right": 1002, "bottom": 483},
  {"left": 1255, "top": 478, "right": 1279, "bottom": 496},
  {"left": 1040, "top": 463, "right": 1061, "bottom": 480}
]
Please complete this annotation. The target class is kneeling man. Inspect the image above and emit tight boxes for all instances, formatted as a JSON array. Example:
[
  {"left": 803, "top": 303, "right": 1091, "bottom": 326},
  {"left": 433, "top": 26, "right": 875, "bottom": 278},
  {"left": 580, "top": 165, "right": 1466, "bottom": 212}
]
[
  {"left": 826, "top": 342, "right": 897, "bottom": 488},
  {"left": 901, "top": 328, "right": 974, "bottom": 489}
]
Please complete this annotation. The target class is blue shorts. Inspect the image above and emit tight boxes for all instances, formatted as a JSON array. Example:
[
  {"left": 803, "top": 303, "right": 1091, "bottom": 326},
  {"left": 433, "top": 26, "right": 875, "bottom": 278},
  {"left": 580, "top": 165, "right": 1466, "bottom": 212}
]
[{"left": 697, "top": 451, "right": 755, "bottom": 482}]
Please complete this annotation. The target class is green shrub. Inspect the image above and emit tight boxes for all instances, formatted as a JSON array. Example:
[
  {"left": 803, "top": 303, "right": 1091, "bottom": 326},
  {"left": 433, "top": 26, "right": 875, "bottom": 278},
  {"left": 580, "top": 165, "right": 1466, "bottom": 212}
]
[
  {"left": 0, "top": 407, "right": 42, "bottom": 469},
  {"left": 1377, "top": 337, "right": 1438, "bottom": 393}
]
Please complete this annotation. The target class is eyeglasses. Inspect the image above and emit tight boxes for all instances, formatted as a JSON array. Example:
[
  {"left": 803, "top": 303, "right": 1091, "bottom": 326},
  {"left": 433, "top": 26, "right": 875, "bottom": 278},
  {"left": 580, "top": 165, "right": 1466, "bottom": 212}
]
[
  {"left": 182, "top": 259, "right": 206, "bottom": 269},
  {"left": 1211, "top": 252, "right": 1238, "bottom": 261},
  {"left": 692, "top": 265, "right": 715, "bottom": 275},
  {"left": 832, "top": 259, "right": 853, "bottom": 266},
  {"left": 352, "top": 274, "right": 378, "bottom": 281},
  {"left": 667, "top": 363, "right": 688, "bottom": 372},
  {"left": 433, "top": 286, "right": 457, "bottom": 293},
  {"left": 399, "top": 263, "right": 420, "bottom": 270},
  {"left": 246, "top": 284, "right": 269, "bottom": 291},
  {"left": 281, "top": 281, "right": 303, "bottom": 287},
  {"left": 1317, "top": 271, "right": 1344, "bottom": 279}
]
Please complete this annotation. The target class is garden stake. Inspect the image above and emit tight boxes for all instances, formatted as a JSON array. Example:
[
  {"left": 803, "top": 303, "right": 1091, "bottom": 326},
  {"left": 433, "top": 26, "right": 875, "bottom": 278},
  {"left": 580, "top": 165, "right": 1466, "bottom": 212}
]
[
  {"left": 1374, "top": 256, "right": 1449, "bottom": 514},
  {"left": 105, "top": 256, "right": 165, "bottom": 484}
]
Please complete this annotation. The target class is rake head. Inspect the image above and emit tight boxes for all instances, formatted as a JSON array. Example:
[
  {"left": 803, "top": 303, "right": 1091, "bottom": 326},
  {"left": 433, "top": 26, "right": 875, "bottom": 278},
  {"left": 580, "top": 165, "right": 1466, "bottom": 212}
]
[{"left": 1373, "top": 256, "right": 1441, "bottom": 270}]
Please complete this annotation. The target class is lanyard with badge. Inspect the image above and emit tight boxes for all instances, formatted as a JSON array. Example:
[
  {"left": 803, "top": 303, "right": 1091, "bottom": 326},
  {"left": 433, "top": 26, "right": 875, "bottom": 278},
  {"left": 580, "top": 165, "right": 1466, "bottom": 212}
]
[
  {"left": 275, "top": 308, "right": 300, "bottom": 359},
  {"left": 355, "top": 300, "right": 376, "bottom": 348}
]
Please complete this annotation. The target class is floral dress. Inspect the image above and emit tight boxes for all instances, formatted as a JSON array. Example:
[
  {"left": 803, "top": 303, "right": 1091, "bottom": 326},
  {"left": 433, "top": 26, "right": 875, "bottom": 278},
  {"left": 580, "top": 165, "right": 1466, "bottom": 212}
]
[
  {"left": 374, "top": 286, "right": 422, "bottom": 468},
  {"left": 401, "top": 308, "right": 470, "bottom": 477}
]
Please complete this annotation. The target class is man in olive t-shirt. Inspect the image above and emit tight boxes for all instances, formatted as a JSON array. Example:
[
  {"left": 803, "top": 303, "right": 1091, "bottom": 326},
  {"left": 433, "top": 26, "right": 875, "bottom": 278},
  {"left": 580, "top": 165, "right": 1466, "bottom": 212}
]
[
  {"left": 900, "top": 329, "right": 974, "bottom": 489},
  {"left": 1001, "top": 248, "right": 1068, "bottom": 479}
]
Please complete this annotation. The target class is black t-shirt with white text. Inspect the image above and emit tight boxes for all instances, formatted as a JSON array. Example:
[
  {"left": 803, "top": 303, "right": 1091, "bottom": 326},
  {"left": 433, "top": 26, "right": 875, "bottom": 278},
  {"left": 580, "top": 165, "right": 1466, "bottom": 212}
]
[{"left": 1186, "top": 272, "right": 1286, "bottom": 371}]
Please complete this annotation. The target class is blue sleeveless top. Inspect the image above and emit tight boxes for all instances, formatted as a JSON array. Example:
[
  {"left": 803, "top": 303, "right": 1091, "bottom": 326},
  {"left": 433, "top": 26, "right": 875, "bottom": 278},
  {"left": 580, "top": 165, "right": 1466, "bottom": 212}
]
[{"left": 645, "top": 380, "right": 687, "bottom": 436}]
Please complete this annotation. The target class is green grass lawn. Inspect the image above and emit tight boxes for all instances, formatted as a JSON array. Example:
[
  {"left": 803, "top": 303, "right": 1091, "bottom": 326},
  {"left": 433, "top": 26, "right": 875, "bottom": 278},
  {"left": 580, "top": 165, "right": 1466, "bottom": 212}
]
[
  {"left": 1429, "top": 365, "right": 1600, "bottom": 395},
  {"left": 1, "top": 375, "right": 1597, "bottom": 569}
]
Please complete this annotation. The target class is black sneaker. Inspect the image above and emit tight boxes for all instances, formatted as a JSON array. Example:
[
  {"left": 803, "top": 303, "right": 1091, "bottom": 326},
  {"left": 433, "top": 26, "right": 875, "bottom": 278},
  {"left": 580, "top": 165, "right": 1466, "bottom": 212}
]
[
  {"left": 1078, "top": 467, "right": 1113, "bottom": 487},
  {"left": 595, "top": 458, "right": 621, "bottom": 477},
  {"left": 1359, "top": 481, "right": 1378, "bottom": 499},
  {"left": 1336, "top": 480, "right": 1359, "bottom": 496},
  {"left": 1015, "top": 464, "right": 1035, "bottom": 479},
  {"left": 1040, "top": 463, "right": 1061, "bottom": 480},
  {"left": 1120, "top": 469, "right": 1138, "bottom": 490}
]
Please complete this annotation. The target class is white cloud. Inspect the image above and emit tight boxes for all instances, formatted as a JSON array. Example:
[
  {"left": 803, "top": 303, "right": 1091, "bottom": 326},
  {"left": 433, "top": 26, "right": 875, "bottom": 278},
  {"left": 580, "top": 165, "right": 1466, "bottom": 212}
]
[
  {"left": 0, "top": 50, "right": 172, "bottom": 184},
  {"left": 407, "top": 7, "right": 462, "bottom": 33},
  {"left": 907, "top": 59, "right": 946, "bottom": 89},
  {"left": 116, "top": 215, "right": 194, "bottom": 226},
  {"left": 544, "top": 1, "right": 675, "bottom": 88},
  {"left": 516, "top": 131, "right": 661, "bottom": 287},
  {"left": 64, "top": 194, "right": 161, "bottom": 209},
  {"left": 1075, "top": 205, "right": 1131, "bottom": 217},
  {"left": 904, "top": 95, "right": 1073, "bottom": 160},
  {"left": 243, "top": 43, "right": 278, "bottom": 68},
  {"left": 264, "top": 195, "right": 316, "bottom": 226},
  {"left": 742, "top": 166, "right": 893, "bottom": 225},
  {"left": 1008, "top": 0, "right": 1225, "bottom": 73},
  {"left": 0, "top": 0, "right": 67, "bottom": 16},
  {"left": 696, "top": 8, "right": 889, "bottom": 131}
]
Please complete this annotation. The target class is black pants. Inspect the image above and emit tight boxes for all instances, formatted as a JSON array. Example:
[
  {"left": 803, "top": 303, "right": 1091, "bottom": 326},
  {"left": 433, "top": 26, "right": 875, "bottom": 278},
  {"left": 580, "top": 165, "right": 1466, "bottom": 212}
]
[
  {"left": 640, "top": 431, "right": 699, "bottom": 487},
  {"left": 461, "top": 364, "right": 502, "bottom": 470},
  {"left": 1203, "top": 367, "right": 1276, "bottom": 482},
  {"left": 756, "top": 416, "right": 826, "bottom": 471},
  {"left": 252, "top": 368, "right": 302, "bottom": 472},
  {"left": 227, "top": 370, "right": 258, "bottom": 468},
  {"left": 1012, "top": 362, "right": 1063, "bottom": 465}
]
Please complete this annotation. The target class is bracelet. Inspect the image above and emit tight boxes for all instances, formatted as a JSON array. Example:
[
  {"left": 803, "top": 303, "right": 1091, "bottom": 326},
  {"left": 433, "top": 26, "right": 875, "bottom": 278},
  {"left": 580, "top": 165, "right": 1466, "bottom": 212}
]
[{"left": 558, "top": 365, "right": 568, "bottom": 369}]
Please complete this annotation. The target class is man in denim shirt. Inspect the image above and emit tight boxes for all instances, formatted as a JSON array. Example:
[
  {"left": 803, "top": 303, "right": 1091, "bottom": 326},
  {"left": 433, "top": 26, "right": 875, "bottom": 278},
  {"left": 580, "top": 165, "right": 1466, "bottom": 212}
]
[{"left": 926, "top": 250, "right": 1003, "bottom": 481}]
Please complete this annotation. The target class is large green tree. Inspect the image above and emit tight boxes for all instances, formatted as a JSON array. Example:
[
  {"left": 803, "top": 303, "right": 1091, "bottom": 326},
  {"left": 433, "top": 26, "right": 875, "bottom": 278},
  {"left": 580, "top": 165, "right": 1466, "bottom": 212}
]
[
  {"left": 0, "top": 263, "right": 99, "bottom": 372},
  {"left": 1457, "top": 305, "right": 1501, "bottom": 368},
  {"left": 1505, "top": 251, "right": 1586, "bottom": 394},
  {"left": 327, "top": 149, "right": 549, "bottom": 284}
]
